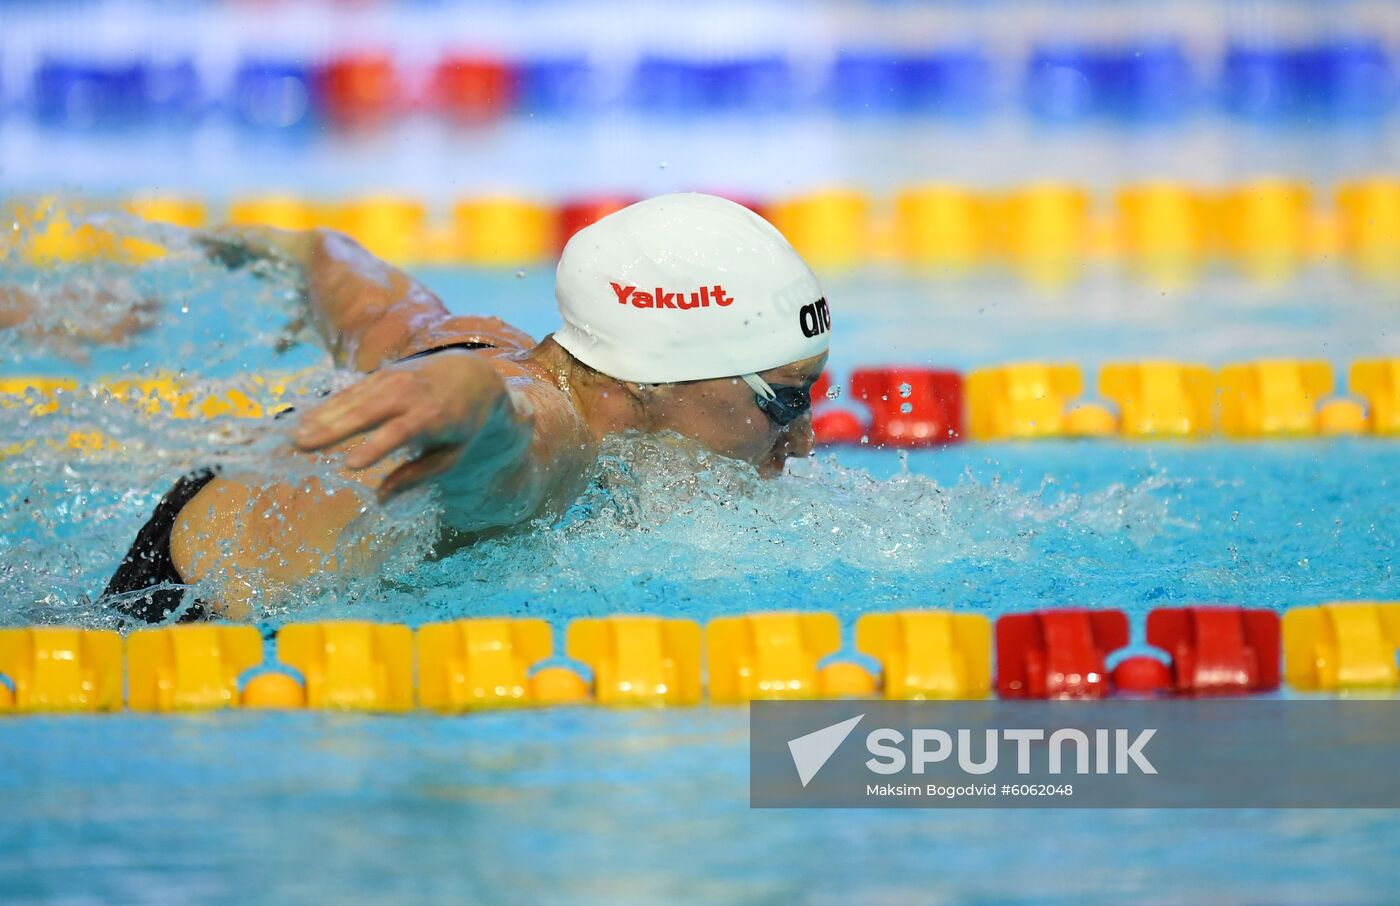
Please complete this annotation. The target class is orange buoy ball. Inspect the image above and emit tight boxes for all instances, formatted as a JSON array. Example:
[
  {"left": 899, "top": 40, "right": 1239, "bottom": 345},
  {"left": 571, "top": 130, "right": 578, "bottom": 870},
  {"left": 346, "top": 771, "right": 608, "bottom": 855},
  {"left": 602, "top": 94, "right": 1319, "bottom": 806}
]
[
  {"left": 1316, "top": 400, "right": 1367, "bottom": 436},
  {"left": 1064, "top": 403, "right": 1119, "bottom": 438},
  {"left": 818, "top": 662, "right": 878, "bottom": 698},
  {"left": 240, "top": 671, "right": 306, "bottom": 709},
  {"left": 529, "top": 666, "right": 591, "bottom": 704},
  {"left": 1112, "top": 656, "right": 1171, "bottom": 694}
]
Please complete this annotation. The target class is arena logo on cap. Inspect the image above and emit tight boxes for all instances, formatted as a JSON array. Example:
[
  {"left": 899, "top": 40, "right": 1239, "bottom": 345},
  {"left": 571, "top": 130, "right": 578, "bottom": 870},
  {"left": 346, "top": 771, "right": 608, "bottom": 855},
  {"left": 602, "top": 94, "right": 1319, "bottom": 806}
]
[
  {"left": 799, "top": 297, "right": 831, "bottom": 338},
  {"left": 611, "top": 282, "right": 733, "bottom": 310}
]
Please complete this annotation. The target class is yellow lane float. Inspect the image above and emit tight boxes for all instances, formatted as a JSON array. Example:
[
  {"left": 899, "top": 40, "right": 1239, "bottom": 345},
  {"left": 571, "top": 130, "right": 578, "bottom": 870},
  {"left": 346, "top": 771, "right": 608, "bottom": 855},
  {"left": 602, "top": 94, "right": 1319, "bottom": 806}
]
[
  {"left": 894, "top": 185, "right": 987, "bottom": 272},
  {"left": 124, "top": 195, "right": 208, "bottom": 229},
  {"left": 0, "top": 181, "right": 1377, "bottom": 281},
  {"left": 98, "top": 374, "right": 274, "bottom": 420},
  {"left": 0, "top": 376, "right": 78, "bottom": 417},
  {"left": 768, "top": 190, "right": 870, "bottom": 271},
  {"left": 966, "top": 362, "right": 1084, "bottom": 440},
  {"left": 3, "top": 601, "right": 1399, "bottom": 714},
  {"left": 1337, "top": 177, "right": 1400, "bottom": 282},
  {"left": 0, "top": 628, "right": 122, "bottom": 712},
  {"left": 1283, "top": 602, "right": 1400, "bottom": 692},
  {"left": 1062, "top": 403, "right": 1119, "bottom": 438},
  {"left": 127, "top": 625, "right": 263, "bottom": 712},
  {"left": 996, "top": 183, "right": 1090, "bottom": 288},
  {"left": 276, "top": 621, "right": 413, "bottom": 711},
  {"left": 856, "top": 610, "right": 991, "bottom": 699},
  {"left": 332, "top": 195, "right": 427, "bottom": 265},
  {"left": 451, "top": 197, "right": 553, "bottom": 266},
  {"left": 706, "top": 611, "right": 841, "bottom": 703},
  {"left": 241, "top": 671, "right": 308, "bottom": 709},
  {"left": 1316, "top": 399, "right": 1368, "bottom": 436},
  {"left": 567, "top": 615, "right": 702, "bottom": 706},
  {"left": 1099, "top": 362, "right": 1214, "bottom": 438},
  {"left": 1217, "top": 359, "right": 1333, "bottom": 437},
  {"left": 226, "top": 195, "right": 327, "bottom": 232},
  {"left": 816, "top": 661, "right": 878, "bottom": 697},
  {"left": 1218, "top": 179, "right": 1312, "bottom": 282},
  {"left": 1349, "top": 359, "right": 1400, "bottom": 435},
  {"left": 417, "top": 617, "right": 552, "bottom": 710},
  {"left": 1115, "top": 182, "right": 1210, "bottom": 287},
  {"left": 6, "top": 197, "right": 115, "bottom": 264},
  {"left": 529, "top": 666, "right": 591, "bottom": 704}
]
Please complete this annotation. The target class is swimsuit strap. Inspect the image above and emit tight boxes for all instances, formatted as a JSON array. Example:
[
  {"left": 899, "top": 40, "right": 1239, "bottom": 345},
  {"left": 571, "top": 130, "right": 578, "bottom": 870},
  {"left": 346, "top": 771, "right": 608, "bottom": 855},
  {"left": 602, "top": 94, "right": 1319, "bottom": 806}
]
[
  {"left": 393, "top": 340, "right": 497, "bottom": 364},
  {"left": 270, "top": 340, "right": 501, "bottom": 421}
]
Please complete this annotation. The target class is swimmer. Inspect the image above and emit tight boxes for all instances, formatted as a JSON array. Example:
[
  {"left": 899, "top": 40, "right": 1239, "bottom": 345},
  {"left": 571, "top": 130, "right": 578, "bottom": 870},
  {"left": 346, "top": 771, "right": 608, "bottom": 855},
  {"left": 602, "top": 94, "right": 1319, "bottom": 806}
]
[{"left": 100, "top": 194, "right": 830, "bottom": 622}]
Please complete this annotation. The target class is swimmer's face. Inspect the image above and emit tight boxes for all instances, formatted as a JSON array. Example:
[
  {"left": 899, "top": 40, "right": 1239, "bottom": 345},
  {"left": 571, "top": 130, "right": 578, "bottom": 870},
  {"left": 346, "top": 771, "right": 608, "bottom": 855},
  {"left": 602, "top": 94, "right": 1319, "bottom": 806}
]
[{"left": 640, "top": 352, "right": 827, "bottom": 477}]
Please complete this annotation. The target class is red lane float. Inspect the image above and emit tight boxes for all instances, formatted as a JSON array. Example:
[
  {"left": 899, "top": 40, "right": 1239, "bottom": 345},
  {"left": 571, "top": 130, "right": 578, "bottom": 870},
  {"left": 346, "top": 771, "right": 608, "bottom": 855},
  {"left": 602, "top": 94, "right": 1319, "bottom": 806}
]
[
  {"left": 849, "top": 367, "right": 963, "bottom": 447},
  {"left": 321, "top": 53, "right": 399, "bottom": 129},
  {"left": 434, "top": 57, "right": 515, "bottom": 123},
  {"left": 995, "top": 608, "right": 1129, "bottom": 699},
  {"left": 556, "top": 197, "right": 637, "bottom": 251},
  {"left": 1145, "top": 606, "right": 1280, "bottom": 695},
  {"left": 811, "top": 410, "right": 866, "bottom": 444},
  {"left": 707, "top": 194, "right": 768, "bottom": 219},
  {"left": 810, "top": 371, "right": 866, "bottom": 444}
]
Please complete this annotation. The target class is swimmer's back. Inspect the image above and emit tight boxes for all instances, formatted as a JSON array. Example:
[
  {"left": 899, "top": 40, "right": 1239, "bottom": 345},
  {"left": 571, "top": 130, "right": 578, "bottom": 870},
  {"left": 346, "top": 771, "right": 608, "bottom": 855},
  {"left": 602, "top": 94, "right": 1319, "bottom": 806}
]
[
  {"left": 113, "top": 334, "right": 588, "bottom": 621},
  {"left": 109, "top": 226, "right": 596, "bottom": 621}
]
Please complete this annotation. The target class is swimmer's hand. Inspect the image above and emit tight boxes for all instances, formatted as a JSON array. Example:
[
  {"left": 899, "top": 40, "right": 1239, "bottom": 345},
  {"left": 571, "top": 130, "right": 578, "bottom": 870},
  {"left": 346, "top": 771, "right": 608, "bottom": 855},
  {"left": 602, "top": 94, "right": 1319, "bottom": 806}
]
[
  {"left": 195, "top": 225, "right": 315, "bottom": 273},
  {"left": 1, "top": 284, "right": 158, "bottom": 359},
  {"left": 291, "top": 351, "right": 531, "bottom": 500}
]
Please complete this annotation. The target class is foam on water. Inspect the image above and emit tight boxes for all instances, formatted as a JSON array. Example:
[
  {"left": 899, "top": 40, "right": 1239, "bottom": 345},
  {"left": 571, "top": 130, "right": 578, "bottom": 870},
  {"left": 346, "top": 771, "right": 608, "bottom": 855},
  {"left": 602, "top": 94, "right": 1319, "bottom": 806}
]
[
  {"left": 0, "top": 398, "right": 1186, "bottom": 632},
  {"left": 375, "top": 434, "right": 1185, "bottom": 625}
]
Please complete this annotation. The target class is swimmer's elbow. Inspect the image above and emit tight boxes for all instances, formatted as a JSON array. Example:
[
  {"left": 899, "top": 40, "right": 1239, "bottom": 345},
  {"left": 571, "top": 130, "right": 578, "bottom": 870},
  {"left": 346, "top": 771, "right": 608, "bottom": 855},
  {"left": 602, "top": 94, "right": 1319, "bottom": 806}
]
[
  {"left": 433, "top": 394, "right": 542, "bottom": 531},
  {"left": 0, "top": 286, "right": 31, "bottom": 329},
  {"left": 436, "top": 382, "right": 596, "bottom": 533}
]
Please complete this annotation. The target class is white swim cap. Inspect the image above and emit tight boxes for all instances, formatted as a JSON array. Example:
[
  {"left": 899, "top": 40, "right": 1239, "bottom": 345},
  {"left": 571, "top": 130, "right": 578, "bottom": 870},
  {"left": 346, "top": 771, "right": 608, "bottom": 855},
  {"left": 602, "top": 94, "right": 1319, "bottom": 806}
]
[{"left": 552, "top": 193, "right": 830, "bottom": 384}]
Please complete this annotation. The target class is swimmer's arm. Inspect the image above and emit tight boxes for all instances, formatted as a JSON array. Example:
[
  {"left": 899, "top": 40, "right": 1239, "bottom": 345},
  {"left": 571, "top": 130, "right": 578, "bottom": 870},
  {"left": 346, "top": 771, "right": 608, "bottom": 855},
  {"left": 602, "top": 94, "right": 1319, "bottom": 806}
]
[
  {"left": 203, "top": 226, "right": 531, "bottom": 371},
  {"left": 0, "top": 287, "right": 25, "bottom": 330},
  {"left": 0, "top": 284, "right": 155, "bottom": 347},
  {"left": 294, "top": 350, "right": 593, "bottom": 527}
]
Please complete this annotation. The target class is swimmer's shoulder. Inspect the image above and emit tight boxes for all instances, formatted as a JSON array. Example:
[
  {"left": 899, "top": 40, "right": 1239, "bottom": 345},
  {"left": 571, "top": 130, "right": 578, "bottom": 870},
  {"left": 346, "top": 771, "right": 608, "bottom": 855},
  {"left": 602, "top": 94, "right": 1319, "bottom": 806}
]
[
  {"left": 486, "top": 341, "right": 599, "bottom": 511},
  {"left": 392, "top": 320, "right": 596, "bottom": 519},
  {"left": 397, "top": 317, "right": 581, "bottom": 424},
  {"left": 407, "top": 320, "right": 583, "bottom": 428},
  {"left": 406, "top": 316, "right": 536, "bottom": 356}
]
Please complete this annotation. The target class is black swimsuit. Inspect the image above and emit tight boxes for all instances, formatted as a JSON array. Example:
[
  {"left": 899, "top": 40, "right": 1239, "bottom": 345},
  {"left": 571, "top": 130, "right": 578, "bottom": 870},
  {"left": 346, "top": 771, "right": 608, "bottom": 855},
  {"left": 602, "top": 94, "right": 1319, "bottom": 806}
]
[{"left": 101, "top": 341, "right": 497, "bottom": 624}]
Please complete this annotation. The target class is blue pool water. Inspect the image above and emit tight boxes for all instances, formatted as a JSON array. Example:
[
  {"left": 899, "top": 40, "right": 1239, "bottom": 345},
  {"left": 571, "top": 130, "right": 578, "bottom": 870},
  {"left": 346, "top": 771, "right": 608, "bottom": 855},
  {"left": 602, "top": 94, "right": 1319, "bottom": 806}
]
[{"left": 2, "top": 240, "right": 1399, "bottom": 903}]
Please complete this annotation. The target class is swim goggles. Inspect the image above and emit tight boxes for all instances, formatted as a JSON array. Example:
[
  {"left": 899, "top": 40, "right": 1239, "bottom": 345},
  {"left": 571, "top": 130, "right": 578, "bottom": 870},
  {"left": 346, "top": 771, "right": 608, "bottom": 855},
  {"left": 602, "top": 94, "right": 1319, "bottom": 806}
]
[{"left": 740, "top": 373, "right": 812, "bottom": 428}]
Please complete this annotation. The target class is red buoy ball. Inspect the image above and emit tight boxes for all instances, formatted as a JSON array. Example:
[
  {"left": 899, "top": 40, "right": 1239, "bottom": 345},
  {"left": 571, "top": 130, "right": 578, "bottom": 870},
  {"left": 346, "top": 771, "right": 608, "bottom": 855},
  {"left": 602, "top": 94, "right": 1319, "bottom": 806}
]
[{"left": 1112, "top": 656, "right": 1171, "bottom": 694}]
